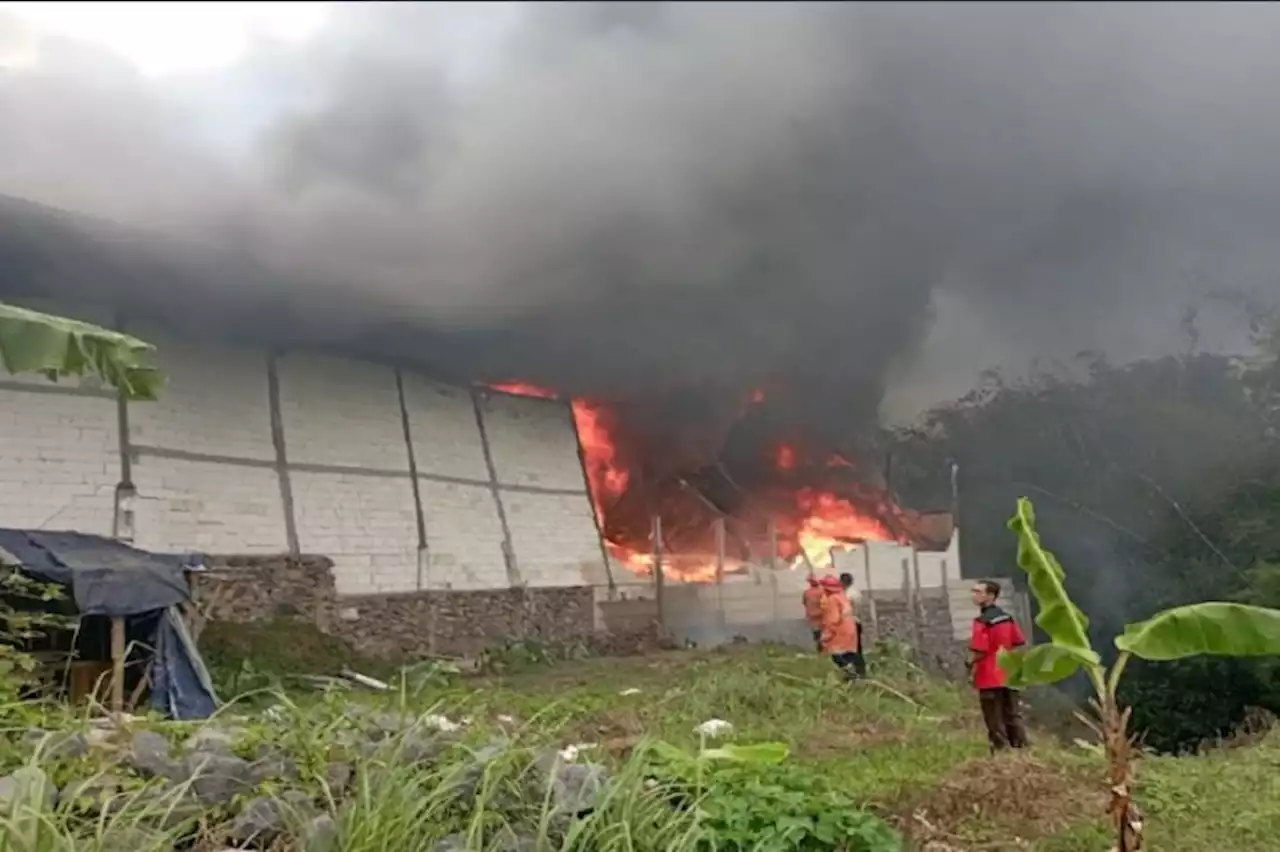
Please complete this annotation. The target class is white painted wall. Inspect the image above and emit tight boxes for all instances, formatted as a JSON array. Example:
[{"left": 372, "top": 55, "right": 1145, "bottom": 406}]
[
  {"left": 0, "top": 379, "right": 119, "bottom": 536},
  {"left": 401, "top": 373, "right": 490, "bottom": 483},
  {"left": 831, "top": 532, "right": 961, "bottom": 593},
  {"left": 0, "top": 331, "right": 605, "bottom": 596},
  {"left": 479, "top": 391, "right": 605, "bottom": 588},
  {"left": 0, "top": 300, "right": 119, "bottom": 537},
  {"left": 275, "top": 354, "right": 419, "bottom": 595},
  {"left": 128, "top": 334, "right": 286, "bottom": 554},
  {"left": 418, "top": 478, "right": 508, "bottom": 591}
]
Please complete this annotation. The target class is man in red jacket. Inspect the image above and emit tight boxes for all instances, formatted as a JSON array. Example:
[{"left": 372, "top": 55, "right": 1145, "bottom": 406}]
[{"left": 968, "top": 580, "right": 1029, "bottom": 751}]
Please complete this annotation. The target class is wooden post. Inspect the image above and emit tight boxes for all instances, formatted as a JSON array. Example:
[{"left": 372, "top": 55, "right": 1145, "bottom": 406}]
[
  {"left": 714, "top": 518, "right": 727, "bottom": 629},
  {"left": 652, "top": 515, "right": 665, "bottom": 629},
  {"left": 110, "top": 617, "right": 126, "bottom": 716}
]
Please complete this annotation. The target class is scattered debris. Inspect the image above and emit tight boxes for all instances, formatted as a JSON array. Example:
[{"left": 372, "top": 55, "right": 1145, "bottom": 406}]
[
  {"left": 556, "top": 743, "right": 598, "bottom": 762},
  {"left": 341, "top": 667, "right": 390, "bottom": 691}
]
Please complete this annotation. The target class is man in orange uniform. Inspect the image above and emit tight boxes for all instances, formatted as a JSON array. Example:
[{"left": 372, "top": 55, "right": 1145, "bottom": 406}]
[
  {"left": 802, "top": 575, "right": 825, "bottom": 651},
  {"left": 818, "top": 574, "right": 860, "bottom": 679}
]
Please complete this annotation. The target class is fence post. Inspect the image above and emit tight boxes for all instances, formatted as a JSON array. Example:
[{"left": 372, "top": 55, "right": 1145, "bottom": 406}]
[
  {"left": 714, "top": 518, "right": 726, "bottom": 630},
  {"left": 909, "top": 550, "right": 925, "bottom": 654},
  {"left": 862, "top": 546, "right": 879, "bottom": 639},
  {"left": 939, "top": 558, "right": 955, "bottom": 641},
  {"left": 652, "top": 515, "right": 665, "bottom": 631}
]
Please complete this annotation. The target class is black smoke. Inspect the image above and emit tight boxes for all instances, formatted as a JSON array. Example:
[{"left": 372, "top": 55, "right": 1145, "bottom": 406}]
[{"left": 1, "top": 2, "right": 1277, "bottom": 434}]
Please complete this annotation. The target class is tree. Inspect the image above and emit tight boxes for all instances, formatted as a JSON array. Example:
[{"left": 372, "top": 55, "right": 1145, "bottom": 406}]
[
  {"left": 999, "top": 497, "right": 1280, "bottom": 851},
  {"left": 887, "top": 349, "right": 1280, "bottom": 750},
  {"left": 0, "top": 301, "right": 162, "bottom": 399}
]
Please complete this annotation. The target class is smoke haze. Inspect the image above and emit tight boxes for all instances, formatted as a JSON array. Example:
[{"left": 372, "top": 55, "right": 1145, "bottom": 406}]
[{"left": 1, "top": 2, "right": 1277, "bottom": 426}]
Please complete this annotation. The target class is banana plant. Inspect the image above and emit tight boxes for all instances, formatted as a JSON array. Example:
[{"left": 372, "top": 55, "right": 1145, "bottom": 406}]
[
  {"left": 998, "top": 497, "right": 1280, "bottom": 852},
  {"left": 0, "top": 301, "right": 162, "bottom": 399}
]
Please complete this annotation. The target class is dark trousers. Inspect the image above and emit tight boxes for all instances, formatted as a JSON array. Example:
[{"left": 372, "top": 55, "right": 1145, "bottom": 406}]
[
  {"left": 832, "top": 652, "right": 858, "bottom": 676},
  {"left": 979, "top": 687, "right": 1028, "bottom": 751},
  {"left": 854, "top": 623, "right": 866, "bottom": 675}
]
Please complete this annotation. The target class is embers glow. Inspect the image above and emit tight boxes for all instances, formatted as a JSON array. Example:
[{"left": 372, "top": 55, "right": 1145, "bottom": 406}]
[{"left": 487, "top": 381, "right": 905, "bottom": 582}]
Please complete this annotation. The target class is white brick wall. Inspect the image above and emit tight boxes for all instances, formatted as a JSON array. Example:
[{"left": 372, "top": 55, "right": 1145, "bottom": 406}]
[
  {"left": 400, "top": 373, "right": 490, "bottom": 482},
  {"left": 420, "top": 479, "right": 509, "bottom": 590},
  {"left": 291, "top": 470, "right": 420, "bottom": 595},
  {"left": 502, "top": 491, "right": 607, "bottom": 587},
  {"left": 0, "top": 388, "right": 119, "bottom": 535},
  {"left": 480, "top": 393, "right": 588, "bottom": 492},
  {"left": 277, "top": 354, "right": 409, "bottom": 472},
  {"left": 0, "top": 313, "right": 606, "bottom": 595},
  {"left": 132, "top": 456, "right": 287, "bottom": 553},
  {"left": 129, "top": 337, "right": 274, "bottom": 460}
]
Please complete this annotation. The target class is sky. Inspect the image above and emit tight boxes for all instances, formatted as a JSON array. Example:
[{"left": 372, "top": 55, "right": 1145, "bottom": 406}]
[
  {"left": 0, "top": 2, "right": 1271, "bottom": 427},
  {"left": 0, "top": 2, "right": 328, "bottom": 75}
]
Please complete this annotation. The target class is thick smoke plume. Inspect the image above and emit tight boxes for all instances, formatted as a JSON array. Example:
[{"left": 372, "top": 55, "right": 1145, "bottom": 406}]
[{"left": 1, "top": 2, "right": 1278, "bottom": 432}]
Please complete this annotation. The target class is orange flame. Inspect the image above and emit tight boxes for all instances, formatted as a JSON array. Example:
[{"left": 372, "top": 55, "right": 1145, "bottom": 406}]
[
  {"left": 487, "top": 380, "right": 902, "bottom": 582},
  {"left": 776, "top": 444, "right": 796, "bottom": 471}
]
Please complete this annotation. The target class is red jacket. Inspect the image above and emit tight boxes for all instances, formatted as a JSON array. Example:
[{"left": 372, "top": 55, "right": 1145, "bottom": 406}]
[{"left": 970, "top": 605, "right": 1027, "bottom": 690}]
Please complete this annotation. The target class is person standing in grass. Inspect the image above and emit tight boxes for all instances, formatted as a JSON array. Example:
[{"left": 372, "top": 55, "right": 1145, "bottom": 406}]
[
  {"left": 803, "top": 575, "right": 825, "bottom": 651},
  {"left": 818, "top": 574, "right": 861, "bottom": 679},
  {"left": 967, "top": 580, "right": 1029, "bottom": 751},
  {"left": 839, "top": 572, "right": 868, "bottom": 678}
]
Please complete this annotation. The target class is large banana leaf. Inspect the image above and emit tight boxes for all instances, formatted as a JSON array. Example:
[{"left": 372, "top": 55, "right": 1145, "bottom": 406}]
[
  {"left": 0, "top": 302, "right": 162, "bottom": 400},
  {"left": 1114, "top": 602, "right": 1280, "bottom": 661},
  {"left": 997, "top": 644, "right": 1088, "bottom": 688},
  {"left": 1006, "top": 497, "right": 1100, "bottom": 666}
]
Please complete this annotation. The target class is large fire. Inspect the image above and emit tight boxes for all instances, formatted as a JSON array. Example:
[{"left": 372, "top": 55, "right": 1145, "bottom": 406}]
[{"left": 487, "top": 380, "right": 911, "bottom": 582}]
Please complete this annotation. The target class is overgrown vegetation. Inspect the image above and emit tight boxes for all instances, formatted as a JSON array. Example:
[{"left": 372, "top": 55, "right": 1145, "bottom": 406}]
[
  {"left": 999, "top": 497, "right": 1280, "bottom": 850},
  {"left": 1, "top": 638, "right": 1278, "bottom": 851},
  {"left": 889, "top": 303, "right": 1280, "bottom": 751}
]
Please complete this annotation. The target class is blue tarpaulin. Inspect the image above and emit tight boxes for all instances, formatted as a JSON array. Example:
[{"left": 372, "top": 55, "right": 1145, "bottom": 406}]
[{"left": 0, "top": 528, "right": 219, "bottom": 720}]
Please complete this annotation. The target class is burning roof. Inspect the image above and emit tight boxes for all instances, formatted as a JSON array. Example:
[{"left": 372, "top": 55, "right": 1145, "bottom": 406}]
[{"left": 489, "top": 380, "right": 953, "bottom": 584}]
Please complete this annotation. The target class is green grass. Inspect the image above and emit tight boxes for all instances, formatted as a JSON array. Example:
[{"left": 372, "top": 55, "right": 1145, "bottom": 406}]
[{"left": 2, "top": 643, "right": 1278, "bottom": 850}]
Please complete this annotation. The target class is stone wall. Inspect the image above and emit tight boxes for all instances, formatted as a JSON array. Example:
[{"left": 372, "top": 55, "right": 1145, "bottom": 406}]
[
  {"left": 859, "top": 590, "right": 967, "bottom": 678},
  {"left": 191, "top": 554, "right": 337, "bottom": 630},
  {"left": 190, "top": 553, "right": 599, "bottom": 659},
  {"left": 329, "top": 586, "right": 598, "bottom": 659}
]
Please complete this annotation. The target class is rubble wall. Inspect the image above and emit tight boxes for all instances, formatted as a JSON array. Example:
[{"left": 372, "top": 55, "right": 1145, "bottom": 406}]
[{"left": 190, "top": 554, "right": 601, "bottom": 659}]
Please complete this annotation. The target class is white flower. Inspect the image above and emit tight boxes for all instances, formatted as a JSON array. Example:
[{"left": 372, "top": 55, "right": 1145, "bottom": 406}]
[
  {"left": 619, "top": 688, "right": 642, "bottom": 696},
  {"left": 497, "top": 714, "right": 515, "bottom": 724},
  {"left": 694, "top": 719, "right": 733, "bottom": 738},
  {"left": 421, "top": 714, "right": 462, "bottom": 732}
]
